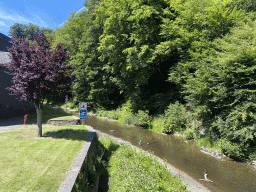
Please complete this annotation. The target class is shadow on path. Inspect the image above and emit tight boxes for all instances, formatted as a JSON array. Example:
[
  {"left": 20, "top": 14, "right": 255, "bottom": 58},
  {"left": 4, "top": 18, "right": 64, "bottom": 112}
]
[{"left": 0, "top": 117, "right": 24, "bottom": 126}]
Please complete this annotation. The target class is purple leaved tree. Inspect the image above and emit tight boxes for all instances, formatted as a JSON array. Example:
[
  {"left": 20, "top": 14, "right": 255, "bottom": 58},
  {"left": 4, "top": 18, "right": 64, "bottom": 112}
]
[{"left": 0, "top": 30, "right": 75, "bottom": 137}]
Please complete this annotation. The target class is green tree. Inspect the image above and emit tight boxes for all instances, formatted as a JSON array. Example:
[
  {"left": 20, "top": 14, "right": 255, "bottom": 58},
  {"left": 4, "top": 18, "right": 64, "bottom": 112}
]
[
  {"left": 156, "top": 0, "right": 245, "bottom": 90},
  {"left": 9, "top": 23, "right": 55, "bottom": 48},
  {"left": 95, "top": 0, "right": 180, "bottom": 114},
  {"left": 8, "top": 23, "right": 27, "bottom": 39},
  {"left": 40, "top": 27, "right": 54, "bottom": 35},
  {"left": 23, "top": 23, "right": 40, "bottom": 41},
  {"left": 50, "top": 0, "right": 124, "bottom": 110},
  {"left": 227, "top": 0, "right": 256, "bottom": 12},
  {"left": 183, "top": 18, "right": 256, "bottom": 158}
]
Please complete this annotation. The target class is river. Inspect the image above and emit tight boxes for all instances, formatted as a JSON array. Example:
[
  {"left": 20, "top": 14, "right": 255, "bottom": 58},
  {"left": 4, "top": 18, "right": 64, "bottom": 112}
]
[{"left": 68, "top": 109, "right": 256, "bottom": 192}]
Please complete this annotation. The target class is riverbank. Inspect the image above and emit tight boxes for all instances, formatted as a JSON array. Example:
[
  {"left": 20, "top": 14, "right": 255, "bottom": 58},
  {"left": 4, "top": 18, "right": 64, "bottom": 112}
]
[
  {"left": 49, "top": 103, "right": 256, "bottom": 191},
  {"left": 85, "top": 124, "right": 212, "bottom": 192},
  {"left": 89, "top": 112, "right": 256, "bottom": 171}
]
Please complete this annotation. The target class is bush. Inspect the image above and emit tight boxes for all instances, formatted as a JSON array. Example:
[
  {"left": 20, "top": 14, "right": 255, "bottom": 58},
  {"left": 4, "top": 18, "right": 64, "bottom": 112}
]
[
  {"left": 136, "top": 110, "right": 151, "bottom": 128},
  {"left": 123, "top": 114, "right": 140, "bottom": 126},
  {"left": 183, "top": 19, "right": 256, "bottom": 159},
  {"left": 96, "top": 110, "right": 107, "bottom": 117},
  {"left": 197, "top": 136, "right": 214, "bottom": 149},
  {"left": 184, "top": 129, "right": 194, "bottom": 140},
  {"left": 162, "top": 101, "right": 191, "bottom": 134},
  {"left": 216, "top": 138, "right": 242, "bottom": 157},
  {"left": 150, "top": 115, "right": 165, "bottom": 133},
  {"left": 108, "top": 110, "right": 119, "bottom": 120},
  {"left": 118, "top": 100, "right": 136, "bottom": 124},
  {"left": 248, "top": 151, "right": 256, "bottom": 164}
]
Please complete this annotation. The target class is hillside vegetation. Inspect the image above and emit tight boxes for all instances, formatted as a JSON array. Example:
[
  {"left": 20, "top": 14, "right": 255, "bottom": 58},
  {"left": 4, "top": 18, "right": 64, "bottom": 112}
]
[{"left": 44, "top": 0, "right": 256, "bottom": 161}]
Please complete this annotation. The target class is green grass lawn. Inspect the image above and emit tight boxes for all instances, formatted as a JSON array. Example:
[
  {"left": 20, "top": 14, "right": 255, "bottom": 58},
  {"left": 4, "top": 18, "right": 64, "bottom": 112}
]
[
  {"left": 0, "top": 125, "right": 88, "bottom": 192},
  {"left": 26, "top": 104, "right": 75, "bottom": 124}
]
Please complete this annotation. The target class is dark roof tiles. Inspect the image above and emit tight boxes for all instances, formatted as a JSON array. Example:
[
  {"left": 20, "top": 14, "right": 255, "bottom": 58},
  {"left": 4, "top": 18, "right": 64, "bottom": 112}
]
[
  {"left": 0, "top": 51, "right": 12, "bottom": 65},
  {"left": 0, "top": 33, "right": 12, "bottom": 65}
]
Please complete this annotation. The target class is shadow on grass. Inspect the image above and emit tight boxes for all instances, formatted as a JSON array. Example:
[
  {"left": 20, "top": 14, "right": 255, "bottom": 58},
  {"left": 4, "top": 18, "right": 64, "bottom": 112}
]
[
  {"left": 97, "top": 141, "right": 120, "bottom": 192},
  {"left": 43, "top": 129, "right": 89, "bottom": 141}
]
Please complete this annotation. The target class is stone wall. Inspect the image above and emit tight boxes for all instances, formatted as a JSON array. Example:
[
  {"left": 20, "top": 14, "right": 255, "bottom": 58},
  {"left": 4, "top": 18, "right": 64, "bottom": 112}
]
[{"left": 47, "top": 119, "right": 81, "bottom": 126}]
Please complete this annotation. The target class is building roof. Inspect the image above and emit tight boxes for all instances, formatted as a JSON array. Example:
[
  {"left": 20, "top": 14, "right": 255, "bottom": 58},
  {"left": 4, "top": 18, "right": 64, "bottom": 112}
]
[
  {"left": 0, "top": 51, "right": 12, "bottom": 65},
  {"left": 0, "top": 33, "right": 12, "bottom": 65}
]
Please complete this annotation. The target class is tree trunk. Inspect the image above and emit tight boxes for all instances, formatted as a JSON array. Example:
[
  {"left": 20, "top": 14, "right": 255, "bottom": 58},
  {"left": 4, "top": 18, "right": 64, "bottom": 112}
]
[{"left": 34, "top": 103, "right": 42, "bottom": 137}]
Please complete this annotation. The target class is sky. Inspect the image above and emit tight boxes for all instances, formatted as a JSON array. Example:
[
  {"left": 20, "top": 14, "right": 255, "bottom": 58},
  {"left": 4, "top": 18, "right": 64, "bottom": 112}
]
[{"left": 0, "top": 0, "right": 87, "bottom": 38}]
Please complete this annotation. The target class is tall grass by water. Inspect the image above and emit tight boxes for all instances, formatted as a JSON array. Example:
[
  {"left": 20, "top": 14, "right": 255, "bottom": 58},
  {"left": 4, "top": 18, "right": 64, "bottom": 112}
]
[{"left": 98, "top": 137, "right": 187, "bottom": 191}]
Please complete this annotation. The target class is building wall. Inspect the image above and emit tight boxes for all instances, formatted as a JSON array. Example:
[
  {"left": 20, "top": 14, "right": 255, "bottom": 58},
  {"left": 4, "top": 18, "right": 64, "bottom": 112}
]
[{"left": 0, "top": 33, "right": 35, "bottom": 119}]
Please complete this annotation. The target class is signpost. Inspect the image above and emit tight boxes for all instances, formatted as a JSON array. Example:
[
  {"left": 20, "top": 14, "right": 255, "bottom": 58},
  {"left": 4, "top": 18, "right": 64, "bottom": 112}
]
[
  {"left": 79, "top": 102, "right": 87, "bottom": 126},
  {"left": 65, "top": 95, "right": 68, "bottom": 103},
  {"left": 65, "top": 95, "right": 68, "bottom": 112}
]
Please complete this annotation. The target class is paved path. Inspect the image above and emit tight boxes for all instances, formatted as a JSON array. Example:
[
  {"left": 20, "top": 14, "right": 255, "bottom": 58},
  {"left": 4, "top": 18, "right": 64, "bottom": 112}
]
[{"left": 0, "top": 117, "right": 25, "bottom": 133}]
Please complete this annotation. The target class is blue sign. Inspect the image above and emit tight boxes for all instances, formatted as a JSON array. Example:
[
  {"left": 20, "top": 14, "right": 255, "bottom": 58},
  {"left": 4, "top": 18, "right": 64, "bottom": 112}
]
[{"left": 80, "top": 110, "right": 87, "bottom": 119}]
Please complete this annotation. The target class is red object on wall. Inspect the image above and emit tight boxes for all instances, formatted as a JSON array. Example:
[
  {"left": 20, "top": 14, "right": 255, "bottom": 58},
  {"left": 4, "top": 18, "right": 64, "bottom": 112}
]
[{"left": 24, "top": 114, "right": 27, "bottom": 125}]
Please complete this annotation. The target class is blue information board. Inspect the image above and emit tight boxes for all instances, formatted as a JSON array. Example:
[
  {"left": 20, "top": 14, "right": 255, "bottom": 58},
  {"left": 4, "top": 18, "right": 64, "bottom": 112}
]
[{"left": 80, "top": 110, "right": 87, "bottom": 119}]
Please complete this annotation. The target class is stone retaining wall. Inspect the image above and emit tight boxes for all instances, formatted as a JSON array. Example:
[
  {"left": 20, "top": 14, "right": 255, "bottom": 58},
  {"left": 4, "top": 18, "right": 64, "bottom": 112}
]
[
  {"left": 57, "top": 126, "right": 103, "bottom": 192},
  {"left": 48, "top": 119, "right": 81, "bottom": 126}
]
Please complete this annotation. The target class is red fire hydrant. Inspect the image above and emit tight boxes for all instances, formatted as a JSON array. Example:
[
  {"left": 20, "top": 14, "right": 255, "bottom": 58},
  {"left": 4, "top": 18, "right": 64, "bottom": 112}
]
[{"left": 24, "top": 114, "right": 28, "bottom": 125}]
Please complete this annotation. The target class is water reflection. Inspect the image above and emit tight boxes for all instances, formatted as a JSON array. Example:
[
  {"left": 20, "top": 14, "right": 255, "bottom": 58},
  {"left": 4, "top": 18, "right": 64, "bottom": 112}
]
[{"left": 79, "top": 113, "right": 256, "bottom": 192}]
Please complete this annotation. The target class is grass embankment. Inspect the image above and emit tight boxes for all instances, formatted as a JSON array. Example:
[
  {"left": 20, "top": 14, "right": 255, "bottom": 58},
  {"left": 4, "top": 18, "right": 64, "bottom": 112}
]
[
  {"left": 27, "top": 104, "right": 76, "bottom": 123},
  {"left": 0, "top": 125, "right": 88, "bottom": 191},
  {"left": 97, "top": 137, "right": 187, "bottom": 192}
]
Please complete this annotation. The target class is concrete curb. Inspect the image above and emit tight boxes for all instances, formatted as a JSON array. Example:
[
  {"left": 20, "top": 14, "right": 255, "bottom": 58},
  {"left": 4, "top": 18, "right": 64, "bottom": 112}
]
[{"left": 57, "top": 131, "right": 96, "bottom": 192}]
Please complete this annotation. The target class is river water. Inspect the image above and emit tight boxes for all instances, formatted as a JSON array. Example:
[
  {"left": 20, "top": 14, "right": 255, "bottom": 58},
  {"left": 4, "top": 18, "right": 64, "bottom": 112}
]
[{"left": 69, "top": 110, "right": 256, "bottom": 192}]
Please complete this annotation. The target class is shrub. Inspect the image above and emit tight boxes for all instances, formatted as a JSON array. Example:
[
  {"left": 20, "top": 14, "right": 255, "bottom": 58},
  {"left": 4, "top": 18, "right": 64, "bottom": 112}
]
[
  {"left": 150, "top": 115, "right": 165, "bottom": 133},
  {"left": 108, "top": 110, "right": 119, "bottom": 120},
  {"left": 211, "top": 102, "right": 256, "bottom": 158},
  {"left": 123, "top": 114, "right": 140, "bottom": 126},
  {"left": 189, "top": 119, "right": 203, "bottom": 140},
  {"left": 216, "top": 138, "right": 242, "bottom": 157},
  {"left": 136, "top": 110, "right": 151, "bottom": 128},
  {"left": 162, "top": 101, "right": 190, "bottom": 134},
  {"left": 248, "top": 150, "right": 256, "bottom": 164},
  {"left": 96, "top": 110, "right": 108, "bottom": 117},
  {"left": 118, "top": 100, "right": 136, "bottom": 124},
  {"left": 184, "top": 129, "right": 194, "bottom": 140},
  {"left": 197, "top": 136, "right": 214, "bottom": 149}
]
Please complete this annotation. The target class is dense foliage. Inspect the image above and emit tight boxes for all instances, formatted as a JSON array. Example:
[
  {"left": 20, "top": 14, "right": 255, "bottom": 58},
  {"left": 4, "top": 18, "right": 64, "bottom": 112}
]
[
  {"left": 184, "top": 18, "right": 256, "bottom": 158},
  {"left": 95, "top": 0, "right": 181, "bottom": 115},
  {"left": 8, "top": 22, "right": 55, "bottom": 47},
  {"left": 48, "top": 0, "right": 124, "bottom": 111}
]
